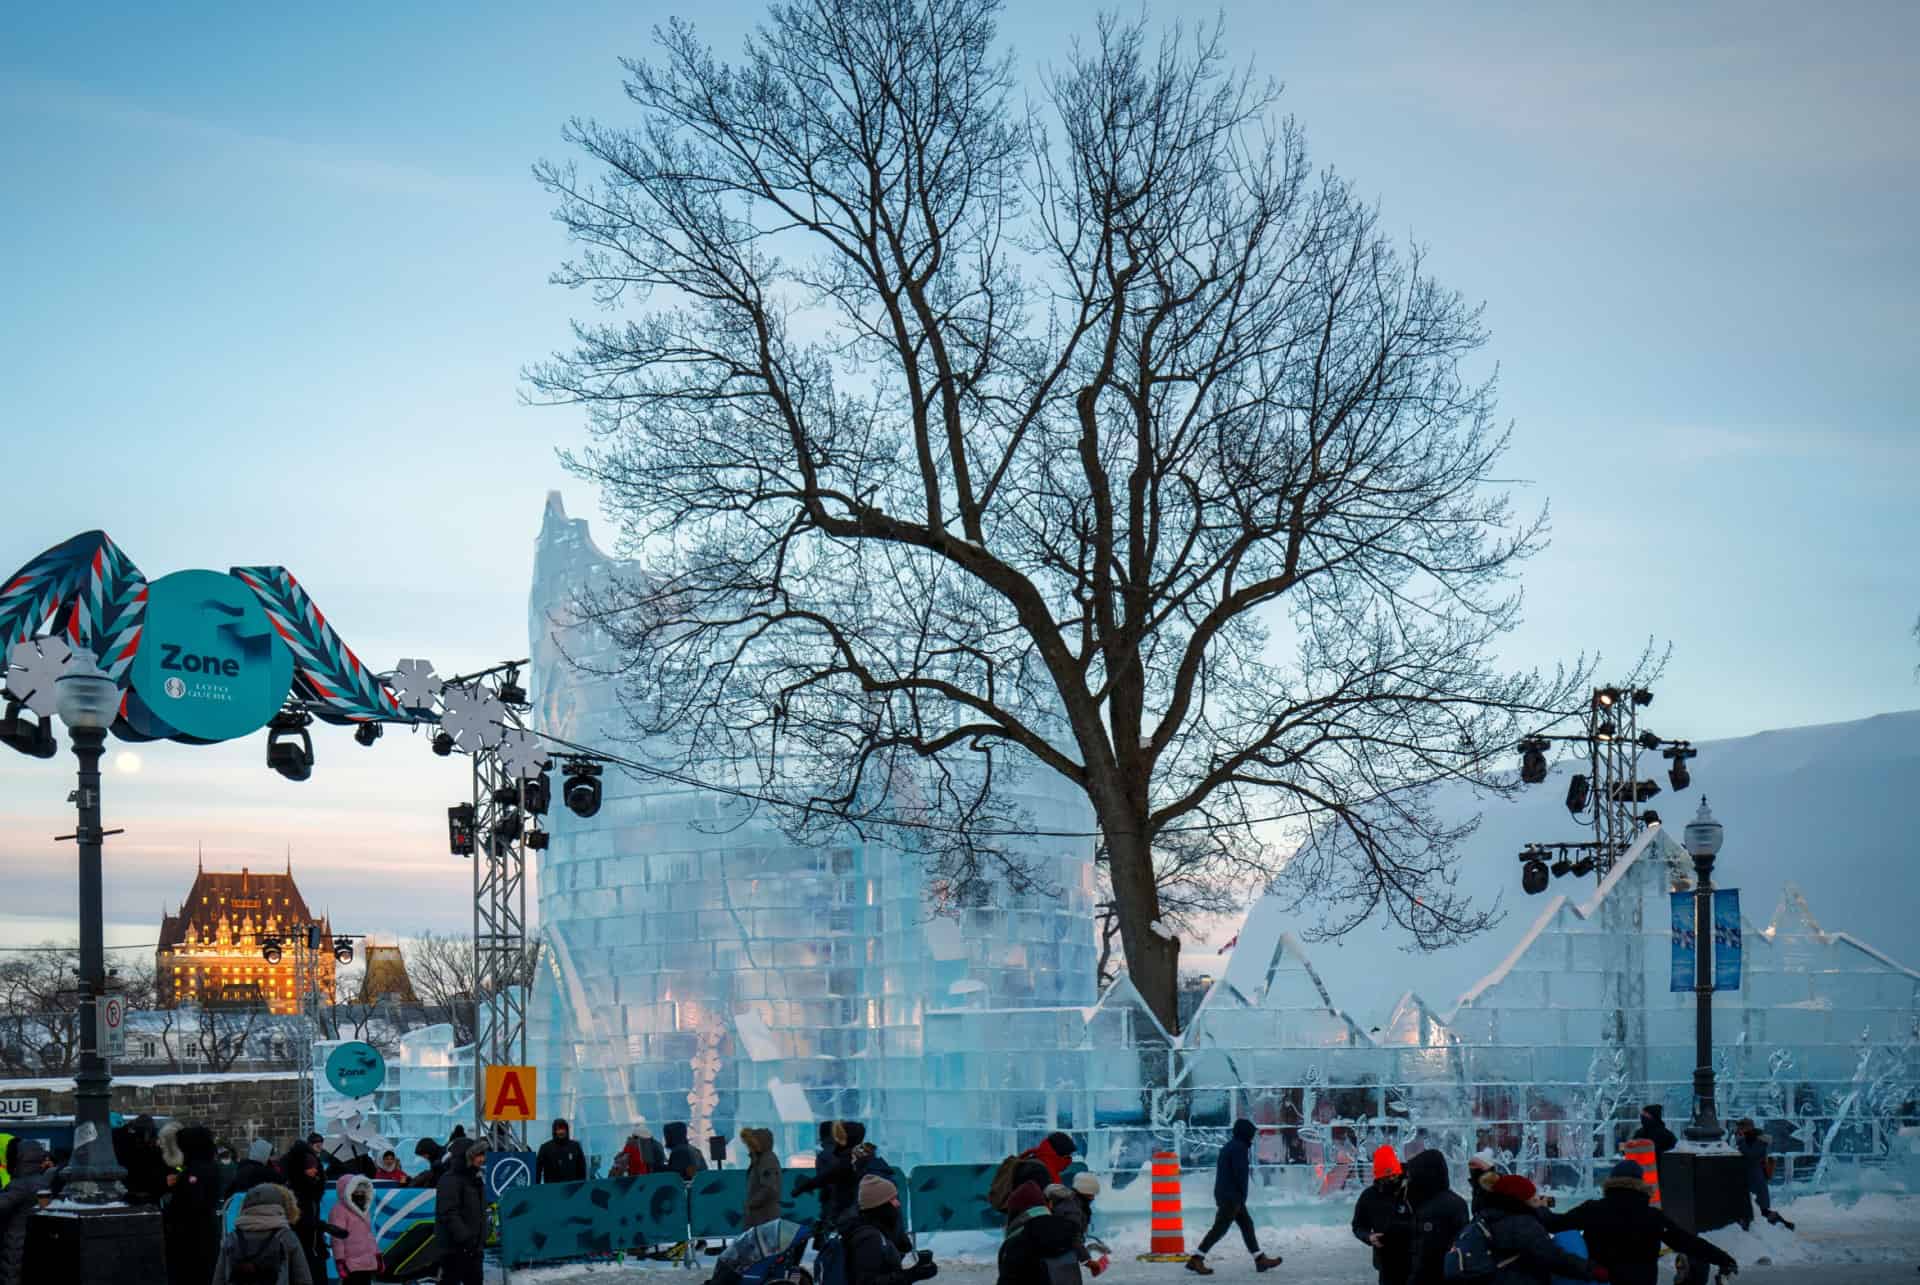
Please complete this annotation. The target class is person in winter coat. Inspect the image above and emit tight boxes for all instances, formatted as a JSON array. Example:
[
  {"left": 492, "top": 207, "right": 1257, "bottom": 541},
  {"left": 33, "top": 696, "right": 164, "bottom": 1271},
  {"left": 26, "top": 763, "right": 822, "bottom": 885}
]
[
  {"left": 409, "top": 1137, "right": 445, "bottom": 1188},
  {"left": 1631, "top": 1105, "right": 1676, "bottom": 1156},
  {"left": 795, "top": 1121, "right": 874, "bottom": 1224},
  {"left": 435, "top": 1137, "right": 489, "bottom": 1285},
  {"left": 845, "top": 1175, "right": 935, "bottom": 1285},
  {"left": 373, "top": 1150, "right": 407, "bottom": 1184},
  {"left": 1478, "top": 1175, "right": 1603, "bottom": 1285},
  {"left": 1732, "top": 1118, "right": 1787, "bottom": 1228},
  {"left": 1186, "top": 1120, "right": 1281, "bottom": 1275},
  {"left": 663, "top": 1121, "right": 708, "bottom": 1181},
  {"left": 279, "top": 1139, "right": 330, "bottom": 1285},
  {"left": 330, "top": 1173, "right": 381, "bottom": 1285},
  {"left": 536, "top": 1118, "right": 589, "bottom": 1184},
  {"left": 1542, "top": 1160, "right": 1734, "bottom": 1285},
  {"left": 1403, "top": 1147, "right": 1469, "bottom": 1285},
  {"left": 999, "top": 1180, "right": 1082, "bottom": 1285},
  {"left": 231, "top": 1138, "right": 279, "bottom": 1195},
  {"left": 1019, "top": 1133, "right": 1077, "bottom": 1186},
  {"left": 0, "top": 1140, "right": 52, "bottom": 1285},
  {"left": 1351, "top": 1145, "right": 1413, "bottom": 1285},
  {"left": 740, "top": 1127, "right": 783, "bottom": 1228},
  {"left": 1466, "top": 1150, "right": 1502, "bottom": 1217},
  {"left": 115, "top": 1114, "right": 168, "bottom": 1205},
  {"left": 161, "top": 1122, "right": 225, "bottom": 1285},
  {"left": 212, "top": 1183, "right": 311, "bottom": 1285}
]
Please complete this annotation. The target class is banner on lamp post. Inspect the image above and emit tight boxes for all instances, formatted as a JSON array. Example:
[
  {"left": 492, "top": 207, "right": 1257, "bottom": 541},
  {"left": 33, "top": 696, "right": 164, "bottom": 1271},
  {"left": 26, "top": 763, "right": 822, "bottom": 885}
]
[
  {"left": 1714, "top": 889, "right": 1742, "bottom": 991},
  {"left": 1669, "top": 892, "right": 1696, "bottom": 992}
]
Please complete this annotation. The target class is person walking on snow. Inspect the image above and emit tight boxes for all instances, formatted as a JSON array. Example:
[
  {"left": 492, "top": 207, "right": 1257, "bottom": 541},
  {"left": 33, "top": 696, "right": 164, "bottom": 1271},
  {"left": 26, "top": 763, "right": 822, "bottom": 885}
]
[
  {"left": 331, "top": 1173, "right": 381, "bottom": 1285},
  {"left": 1477, "top": 1175, "right": 1604, "bottom": 1284},
  {"left": 1403, "top": 1147, "right": 1469, "bottom": 1285},
  {"left": 741, "top": 1127, "right": 783, "bottom": 1229},
  {"left": 1543, "top": 1159, "right": 1735, "bottom": 1285},
  {"left": 535, "top": 1118, "right": 588, "bottom": 1184},
  {"left": 1350, "top": 1145, "right": 1412, "bottom": 1285},
  {"left": 1186, "top": 1119, "right": 1282, "bottom": 1275},
  {"left": 1733, "top": 1118, "right": 1790, "bottom": 1229}
]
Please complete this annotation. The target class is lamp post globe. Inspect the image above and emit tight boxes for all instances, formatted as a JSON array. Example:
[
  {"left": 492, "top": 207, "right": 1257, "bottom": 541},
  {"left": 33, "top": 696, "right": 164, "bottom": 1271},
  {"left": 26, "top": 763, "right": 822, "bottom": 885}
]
[
  {"left": 1684, "top": 796, "right": 1724, "bottom": 862},
  {"left": 54, "top": 654, "right": 118, "bottom": 731}
]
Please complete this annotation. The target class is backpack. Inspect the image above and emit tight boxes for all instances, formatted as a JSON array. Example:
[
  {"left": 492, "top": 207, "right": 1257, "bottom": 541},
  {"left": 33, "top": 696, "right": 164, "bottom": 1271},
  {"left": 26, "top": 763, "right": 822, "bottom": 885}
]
[
  {"left": 1442, "top": 1218, "right": 1500, "bottom": 1281},
  {"left": 813, "top": 1226, "right": 851, "bottom": 1285},
  {"left": 224, "top": 1231, "right": 284, "bottom": 1284},
  {"left": 987, "top": 1156, "right": 1022, "bottom": 1212}
]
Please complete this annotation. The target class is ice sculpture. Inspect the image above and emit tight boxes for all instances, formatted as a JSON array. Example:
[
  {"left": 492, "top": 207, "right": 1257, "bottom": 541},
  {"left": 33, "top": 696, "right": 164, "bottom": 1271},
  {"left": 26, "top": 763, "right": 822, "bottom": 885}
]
[{"left": 524, "top": 494, "right": 1101, "bottom": 1171}]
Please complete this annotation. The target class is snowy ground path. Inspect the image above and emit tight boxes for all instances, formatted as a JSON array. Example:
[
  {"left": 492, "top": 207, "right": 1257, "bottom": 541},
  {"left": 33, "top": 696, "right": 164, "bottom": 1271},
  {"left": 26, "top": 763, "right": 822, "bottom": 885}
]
[{"left": 501, "top": 1194, "right": 1920, "bottom": 1284}]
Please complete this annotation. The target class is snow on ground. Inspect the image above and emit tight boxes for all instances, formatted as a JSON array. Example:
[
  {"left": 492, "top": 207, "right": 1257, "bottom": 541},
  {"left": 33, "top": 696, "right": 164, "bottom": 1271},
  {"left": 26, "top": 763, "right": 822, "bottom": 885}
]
[{"left": 496, "top": 1192, "right": 1920, "bottom": 1284}]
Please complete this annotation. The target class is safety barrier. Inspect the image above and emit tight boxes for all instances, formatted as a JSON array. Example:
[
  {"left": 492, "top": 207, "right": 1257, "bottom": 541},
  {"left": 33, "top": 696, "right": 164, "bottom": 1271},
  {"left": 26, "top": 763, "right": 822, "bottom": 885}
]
[
  {"left": 497, "top": 1171, "right": 689, "bottom": 1268},
  {"left": 1623, "top": 1139, "right": 1662, "bottom": 1206},
  {"left": 904, "top": 1163, "right": 1003, "bottom": 1234},
  {"left": 1142, "top": 1150, "right": 1187, "bottom": 1260},
  {"left": 687, "top": 1168, "right": 824, "bottom": 1237}
]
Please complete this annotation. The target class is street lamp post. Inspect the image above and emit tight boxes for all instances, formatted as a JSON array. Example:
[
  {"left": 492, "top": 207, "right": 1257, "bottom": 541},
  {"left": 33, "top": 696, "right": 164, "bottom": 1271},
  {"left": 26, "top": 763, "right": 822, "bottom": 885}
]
[
  {"left": 54, "top": 655, "right": 126, "bottom": 1199},
  {"left": 1682, "top": 796, "right": 1726, "bottom": 1143}
]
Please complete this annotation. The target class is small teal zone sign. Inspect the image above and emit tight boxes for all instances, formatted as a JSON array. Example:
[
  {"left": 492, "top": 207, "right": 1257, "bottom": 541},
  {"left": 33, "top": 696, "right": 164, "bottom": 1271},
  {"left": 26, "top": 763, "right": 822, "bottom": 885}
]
[{"left": 325, "top": 1041, "right": 387, "bottom": 1098}]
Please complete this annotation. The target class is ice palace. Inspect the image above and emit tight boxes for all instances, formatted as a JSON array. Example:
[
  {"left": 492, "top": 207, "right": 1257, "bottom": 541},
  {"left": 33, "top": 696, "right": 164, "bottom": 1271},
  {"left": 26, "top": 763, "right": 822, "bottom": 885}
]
[{"left": 337, "top": 496, "right": 1920, "bottom": 1202}]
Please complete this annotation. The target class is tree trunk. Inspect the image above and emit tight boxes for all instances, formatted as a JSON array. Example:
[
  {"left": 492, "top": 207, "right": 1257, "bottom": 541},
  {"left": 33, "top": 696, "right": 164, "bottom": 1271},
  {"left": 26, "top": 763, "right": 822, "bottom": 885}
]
[{"left": 1103, "top": 820, "right": 1181, "bottom": 1034}]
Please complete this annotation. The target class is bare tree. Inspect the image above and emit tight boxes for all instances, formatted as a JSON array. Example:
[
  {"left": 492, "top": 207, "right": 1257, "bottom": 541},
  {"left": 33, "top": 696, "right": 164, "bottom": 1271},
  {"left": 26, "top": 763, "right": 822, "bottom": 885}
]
[
  {"left": 0, "top": 946, "right": 82, "bottom": 1074},
  {"left": 192, "top": 1003, "right": 268, "bottom": 1074},
  {"left": 531, "top": 0, "right": 1584, "bottom": 1030},
  {"left": 1094, "top": 833, "right": 1249, "bottom": 989}
]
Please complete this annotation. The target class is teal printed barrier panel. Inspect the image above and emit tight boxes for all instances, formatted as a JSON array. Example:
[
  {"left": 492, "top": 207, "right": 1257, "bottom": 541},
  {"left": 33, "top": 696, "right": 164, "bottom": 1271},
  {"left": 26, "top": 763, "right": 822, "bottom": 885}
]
[
  {"left": 779, "top": 1168, "right": 822, "bottom": 1224},
  {"left": 497, "top": 1172, "right": 689, "bottom": 1268},
  {"left": 905, "top": 1163, "right": 1002, "bottom": 1234},
  {"left": 690, "top": 1169, "right": 753, "bottom": 1238}
]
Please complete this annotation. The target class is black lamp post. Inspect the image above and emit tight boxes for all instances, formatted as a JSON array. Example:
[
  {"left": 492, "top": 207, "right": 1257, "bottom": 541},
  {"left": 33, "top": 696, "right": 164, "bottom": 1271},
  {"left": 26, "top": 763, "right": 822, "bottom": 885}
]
[{"left": 1682, "top": 796, "right": 1726, "bottom": 1143}]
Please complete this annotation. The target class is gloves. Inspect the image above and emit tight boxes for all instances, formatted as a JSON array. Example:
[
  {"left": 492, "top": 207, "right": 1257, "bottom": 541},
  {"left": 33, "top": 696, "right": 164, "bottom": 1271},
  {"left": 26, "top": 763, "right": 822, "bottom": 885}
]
[{"left": 907, "top": 1260, "right": 939, "bottom": 1281}]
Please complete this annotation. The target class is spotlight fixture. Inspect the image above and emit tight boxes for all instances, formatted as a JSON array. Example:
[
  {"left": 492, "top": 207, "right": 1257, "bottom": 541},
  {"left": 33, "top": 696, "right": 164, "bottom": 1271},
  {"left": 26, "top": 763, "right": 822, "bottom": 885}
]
[
  {"left": 1640, "top": 810, "right": 1662, "bottom": 827},
  {"left": 1522, "top": 857, "right": 1550, "bottom": 895},
  {"left": 562, "top": 760, "right": 603, "bottom": 818},
  {"left": 522, "top": 772, "right": 550, "bottom": 816},
  {"left": 1569, "top": 857, "right": 1597, "bottom": 877},
  {"left": 266, "top": 710, "right": 314, "bottom": 782},
  {"left": 306, "top": 925, "right": 325, "bottom": 951},
  {"left": 259, "top": 934, "right": 284, "bottom": 965},
  {"left": 1551, "top": 856, "right": 1573, "bottom": 878},
  {"left": 492, "top": 784, "right": 520, "bottom": 806},
  {"left": 447, "top": 803, "right": 476, "bottom": 857},
  {"left": 1518, "top": 737, "right": 1550, "bottom": 785},
  {"left": 497, "top": 668, "right": 527, "bottom": 706},
  {"left": 1632, "top": 688, "right": 1654, "bottom": 707},
  {"left": 525, "top": 829, "right": 550, "bottom": 851},
  {"left": 432, "top": 731, "right": 455, "bottom": 757},
  {"left": 489, "top": 809, "right": 523, "bottom": 856},
  {"left": 354, "top": 722, "right": 382, "bottom": 748},
  {"left": 0, "top": 699, "right": 57, "bottom": 759},
  {"left": 1594, "top": 720, "right": 1616, "bottom": 740},
  {"left": 332, "top": 936, "right": 356, "bottom": 965},
  {"left": 1663, "top": 742, "right": 1696, "bottom": 792},
  {"left": 1608, "top": 779, "right": 1662, "bottom": 804},
  {"left": 1565, "top": 773, "right": 1591, "bottom": 815},
  {"left": 1593, "top": 687, "right": 1621, "bottom": 709},
  {"left": 1637, "top": 731, "right": 1662, "bottom": 751}
]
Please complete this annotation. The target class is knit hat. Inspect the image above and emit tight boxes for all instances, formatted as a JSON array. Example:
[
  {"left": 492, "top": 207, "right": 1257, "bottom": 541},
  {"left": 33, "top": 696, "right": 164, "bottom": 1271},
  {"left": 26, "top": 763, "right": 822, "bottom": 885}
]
[
  {"left": 1071, "top": 1172, "right": 1102, "bottom": 1198},
  {"left": 1609, "top": 1159, "right": 1644, "bottom": 1182},
  {"left": 858, "top": 1174, "right": 898, "bottom": 1210},
  {"left": 1006, "top": 1180, "right": 1047, "bottom": 1214},
  {"left": 1468, "top": 1149, "right": 1497, "bottom": 1171},
  {"left": 1491, "top": 1174, "right": 1536, "bottom": 1203},
  {"left": 1372, "top": 1145, "right": 1402, "bottom": 1179},
  {"left": 467, "top": 1139, "right": 492, "bottom": 1160}
]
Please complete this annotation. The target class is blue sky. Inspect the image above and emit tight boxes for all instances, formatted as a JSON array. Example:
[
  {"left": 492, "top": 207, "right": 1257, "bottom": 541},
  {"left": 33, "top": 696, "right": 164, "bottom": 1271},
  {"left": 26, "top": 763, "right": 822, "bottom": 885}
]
[{"left": 1, "top": 1, "right": 1914, "bottom": 945}]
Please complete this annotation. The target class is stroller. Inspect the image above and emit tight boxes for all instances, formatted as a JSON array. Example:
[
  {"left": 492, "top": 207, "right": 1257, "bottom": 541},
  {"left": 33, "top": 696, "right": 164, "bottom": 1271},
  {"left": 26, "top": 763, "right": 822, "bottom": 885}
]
[{"left": 712, "top": 1218, "right": 817, "bottom": 1285}]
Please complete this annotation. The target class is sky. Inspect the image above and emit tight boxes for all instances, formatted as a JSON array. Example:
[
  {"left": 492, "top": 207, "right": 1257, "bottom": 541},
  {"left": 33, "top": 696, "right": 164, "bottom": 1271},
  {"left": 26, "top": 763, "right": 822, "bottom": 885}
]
[{"left": 1, "top": 1, "right": 1915, "bottom": 949}]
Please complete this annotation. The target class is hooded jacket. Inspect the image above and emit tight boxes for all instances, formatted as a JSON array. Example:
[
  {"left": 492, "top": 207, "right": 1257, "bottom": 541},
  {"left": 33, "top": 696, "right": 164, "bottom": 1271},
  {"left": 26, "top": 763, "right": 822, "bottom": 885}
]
[
  {"left": 664, "top": 1121, "right": 708, "bottom": 1180},
  {"left": 1544, "top": 1179, "right": 1734, "bottom": 1285},
  {"left": 409, "top": 1138, "right": 446, "bottom": 1188},
  {"left": 804, "top": 1121, "right": 868, "bottom": 1223},
  {"left": 740, "top": 1128, "right": 782, "bottom": 1228},
  {"left": 1019, "top": 1133, "right": 1076, "bottom": 1185},
  {"left": 1402, "top": 1148, "right": 1468, "bottom": 1285},
  {"left": 1632, "top": 1106, "right": 1676, "bottom": 1155},
  {"left": 0, "top": 1141, "right": 50, "bottom": 1285},
  {"left": 1350, "top": 1163, "right": 1412, "bottom": 1281},
  {"left": 163, "top": 1123, "right": 224, "bottom": 1285},
  {"left": 115, "top": 1115, "right": 168, "bottom": 1204},
  {"left": 536, "top": 1119, "right": 588, "bottom": 1185},
  {"left": 212, "top": 1184, "right": 312, "bottom": 1285},
  {"left": 998, "top": 1198, "right": 1082, "bottom": 1285},
  {"left": 434, "top": 1144, "right": 487, "bottom": 1254},
  {"left": 1214, "top": 1120, "right": 1257, "bottom": 1207},
  {"left": 332, "top": 1174, "right": 381, "bottom": 1275},
  {"left": 1479, "top": 1193, "right": 1598, "bottom": 1285},
  {"left": 845, "top": 1199, "right": 927, "bottom": 1285}
]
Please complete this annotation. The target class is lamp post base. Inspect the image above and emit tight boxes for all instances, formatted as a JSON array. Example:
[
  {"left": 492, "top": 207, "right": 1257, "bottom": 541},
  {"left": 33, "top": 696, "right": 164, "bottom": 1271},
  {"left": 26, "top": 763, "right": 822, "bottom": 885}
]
[
  {"left": 25, "top": 1203, "right": 168, "bottom": 1285},
  {"left": 1657, "top": 1150, "right": 1752, "bottom": 1234}
]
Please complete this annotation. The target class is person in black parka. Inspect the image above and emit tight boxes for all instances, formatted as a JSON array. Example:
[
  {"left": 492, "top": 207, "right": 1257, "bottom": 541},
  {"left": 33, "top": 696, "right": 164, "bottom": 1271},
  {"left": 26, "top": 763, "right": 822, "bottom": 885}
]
[
  {"left": 1544, "top": 1160, "right": 1736, "bottom": 1285},
  {"left": 1403, "top": 1148, "right": 1469, "bottom": 1285},
  {"left": 0, "top": 1141, "right": 53, "bottom": 1285},
  {"left": 845, "top": 1174, "right": 935, "bottom": 1285},
  {"left": 161, "top": 1123, "right": 225, "bottom": 1285},
  {"left": 1351, "top": 1146, "right": 1412, "bottom": 1285},
  {"left": 1186, "top": 1120, "right": 1281, "bottom": 1275},
  {"left": 1632, "top": 1105, "right": 1676, "bottom": 1156},
  {"left": 435, "top": 1138, "right": 489, "bottom": 1285},
  {"left": 280, "top": 1138, "right": 331, "bottom": 1285},
  {"left": 796, "top": 1121, "right": 873, "bottom": 1225},
  {"left": 535, "top": 1118, "right": 588, "bottom": 1184},
  {"left": 663, "top": 1121, "right": 708, "bottom": 1180},
  {"left": 114, "top": 1114, "right": 168, "bottom": 1205},
  {"left": 1478, "top": 1175, "right": 1600, "bottom": 1285}
]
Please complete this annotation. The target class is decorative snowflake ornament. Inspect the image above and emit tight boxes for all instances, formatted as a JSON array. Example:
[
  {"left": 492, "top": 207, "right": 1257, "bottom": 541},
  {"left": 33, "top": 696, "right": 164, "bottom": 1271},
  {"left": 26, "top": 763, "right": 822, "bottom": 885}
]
[
  {"left": 390, "top": 658, "right": 444, "bottom": 714},
  {"left": 5, "top": 636, "right": 76, "bottom": 717},
  {"left": 439, "top": 686, "right": 507, "bottom": 753}
]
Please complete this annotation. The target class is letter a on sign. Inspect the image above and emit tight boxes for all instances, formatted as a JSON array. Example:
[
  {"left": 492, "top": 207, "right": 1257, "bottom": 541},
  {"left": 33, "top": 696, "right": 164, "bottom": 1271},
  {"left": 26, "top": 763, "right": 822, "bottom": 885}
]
[{"left": 484, "top": 1065, "right": 537, "bottom": 1122}]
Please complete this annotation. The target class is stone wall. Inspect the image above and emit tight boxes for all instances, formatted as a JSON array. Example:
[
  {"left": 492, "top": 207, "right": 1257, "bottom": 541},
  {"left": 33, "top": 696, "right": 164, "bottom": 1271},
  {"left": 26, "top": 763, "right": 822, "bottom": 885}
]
[{"left": 3, "top": 1074, "right": 303, "bottom": 1146}]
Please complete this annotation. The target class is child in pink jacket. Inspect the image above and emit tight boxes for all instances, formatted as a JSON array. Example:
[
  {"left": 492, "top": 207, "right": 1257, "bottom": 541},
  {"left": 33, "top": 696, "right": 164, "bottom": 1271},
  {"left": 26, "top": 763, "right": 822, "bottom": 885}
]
[{"left": 332, "top": 1174, "right": 381, "bottom": 1285}]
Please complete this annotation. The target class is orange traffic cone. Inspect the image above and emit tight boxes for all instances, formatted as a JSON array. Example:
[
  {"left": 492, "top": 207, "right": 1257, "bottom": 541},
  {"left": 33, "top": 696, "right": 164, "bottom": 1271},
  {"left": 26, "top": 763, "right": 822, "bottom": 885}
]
[
  {"left": 1623, "top": 1138, "right": 1662, "bottom": 1206},
  {"left": 1138, "top": 1151, "right": 1190, "bottom": 1262}
]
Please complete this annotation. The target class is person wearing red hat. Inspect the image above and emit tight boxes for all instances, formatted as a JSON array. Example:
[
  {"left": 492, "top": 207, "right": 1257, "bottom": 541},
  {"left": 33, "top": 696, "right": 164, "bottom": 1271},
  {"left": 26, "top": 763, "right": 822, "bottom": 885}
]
[
  {"left": 1350, "top": 1145, "right": 1412, "bottom": 1285},
  {"left": 1475, "top": 1174, "right": 1607, "bottom": 1283}
]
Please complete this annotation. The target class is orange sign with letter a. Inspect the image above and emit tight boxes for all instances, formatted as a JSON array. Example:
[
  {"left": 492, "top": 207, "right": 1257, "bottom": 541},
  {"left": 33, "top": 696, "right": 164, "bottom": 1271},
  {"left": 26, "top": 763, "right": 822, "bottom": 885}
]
[{"left": 484, "top": 1064, "right": 537, "bottom": 1121}]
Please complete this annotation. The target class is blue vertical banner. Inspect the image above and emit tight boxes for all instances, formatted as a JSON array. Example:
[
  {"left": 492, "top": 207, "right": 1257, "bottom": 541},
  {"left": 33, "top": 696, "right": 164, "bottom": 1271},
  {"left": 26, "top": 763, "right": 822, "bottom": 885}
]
[
  {"left": 1670, "top": 892, "right": 1697, "bottom": 992},
  {"left": 1714, "top": 889, "right": 1742, "bottom": 991}
]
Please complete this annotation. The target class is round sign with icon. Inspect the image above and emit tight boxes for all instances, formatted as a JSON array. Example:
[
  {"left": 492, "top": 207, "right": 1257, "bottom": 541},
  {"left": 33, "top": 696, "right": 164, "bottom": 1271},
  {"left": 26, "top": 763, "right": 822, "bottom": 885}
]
[{"left": 324, "top": 1041, "right": 387, "bottom": 1098}]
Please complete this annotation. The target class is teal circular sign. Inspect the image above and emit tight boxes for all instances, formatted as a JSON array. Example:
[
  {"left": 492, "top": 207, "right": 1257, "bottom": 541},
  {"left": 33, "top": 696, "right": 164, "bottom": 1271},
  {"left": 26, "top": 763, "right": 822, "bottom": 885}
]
[
  {"left": 325, "top": 1041, "right": 386, "bottom": 1098},
  {"left": 129, "top": 570, "right": 293, "bottom": 742}
]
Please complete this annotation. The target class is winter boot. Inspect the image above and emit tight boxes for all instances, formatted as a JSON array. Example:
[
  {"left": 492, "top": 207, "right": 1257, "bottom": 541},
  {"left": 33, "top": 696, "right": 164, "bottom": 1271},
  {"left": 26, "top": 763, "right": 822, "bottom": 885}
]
[
  {"left": 1254, "top": 1253, "right": 1283, "bottom": 1272},
  {"left": 1184, "top": 1255, "right": 1213, "bottom": 1275},
  {"left": 1766, "top": 1209, "right": 1796, "bottom": 1230}
]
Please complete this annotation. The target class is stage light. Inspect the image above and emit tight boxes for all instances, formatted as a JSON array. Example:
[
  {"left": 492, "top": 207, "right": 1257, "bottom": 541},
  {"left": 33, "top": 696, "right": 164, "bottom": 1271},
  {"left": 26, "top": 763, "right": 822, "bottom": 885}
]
[
  {"left": 1594, "top": 720, "right": 1616, "bottom": 740},
  {"left": 333, "top": 937, "right": 355, "bottom": 965},
  {"left": 563, "top": 761, "right": 603, "bottom": 818},
  {"left": 1565, "top": 773, "right": 1590, "bottom": 814},
  {"left": 1518, "top": 737, "right": 1549, "bottom": 785},
  {"left": 1522, "top": 859, "right": 1550, "bottom": 895},
  {"left": 1593, "top": 687, "right": 1621, "bottom": 709},
  {"left": 1641, "top": 810, "right": 1662, "bottom": 827},
  {"left": 432, "top": 731, "right": 455, "bottom": 757},
  {"left": 1632, "top": 688, "right": 1654, "bottom": 707},
  {"left": 492, "top": 784, "right": 520, "bottom": 806},
  {"left": 266, "top": 711, "right": 314, "bottom": 782},
  {"left": 259, "top": 935, "right": 283, "bottom": 965},
  {"left": 448, "top": 803, "right": 476, "bottom": 857},
  {"left": 0, "top": 700, "right": 56, "bottom": 759},
  {"left": 489, "top": 809, "right": 522, "bottom": 856},
  {"left": 354, "top": 722, "right": 382, "bottom": 748},
  {"left": 1638, "top": 731, "right": 1662, "bottom": 750},
  {"left": 522, "top": 773, "right": 549, "bottom": 816},
  {"left": 1570, "top": 857, "right": 1597, "bottom": 877},
  {"left": 1551, "top": 856, "right": 1572, "bottom": 878},
  {"left": 497, "top": 668, "right": 527, "bottom": 706},
  {"left": 1608, "top": 779, "right": 1662, "bottom": 803},
  {"left": 525, "top": 829, "right": 549, "bottom": 851},
  {"left": 1663, "top": 742, "right": 1695, "bottom": 792}
]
